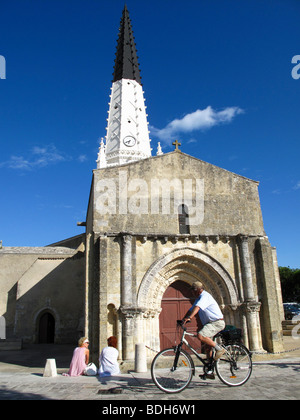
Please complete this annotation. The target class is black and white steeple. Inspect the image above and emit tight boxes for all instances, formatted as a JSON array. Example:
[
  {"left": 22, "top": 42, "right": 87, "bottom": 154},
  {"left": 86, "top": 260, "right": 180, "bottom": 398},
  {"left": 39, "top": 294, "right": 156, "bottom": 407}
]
[{"left": 97, "top": 5, "right": 152, "bottom": 168}]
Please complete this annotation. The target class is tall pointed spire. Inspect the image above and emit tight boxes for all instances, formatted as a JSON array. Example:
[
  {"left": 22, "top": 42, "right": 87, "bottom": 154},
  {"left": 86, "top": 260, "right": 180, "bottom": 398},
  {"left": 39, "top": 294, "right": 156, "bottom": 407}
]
[
  {"left": 113, "top": 5, "right": 142, "bottom": 85},
  {"left": 97, "top": 6, "right": 152, "bottom": 169}
]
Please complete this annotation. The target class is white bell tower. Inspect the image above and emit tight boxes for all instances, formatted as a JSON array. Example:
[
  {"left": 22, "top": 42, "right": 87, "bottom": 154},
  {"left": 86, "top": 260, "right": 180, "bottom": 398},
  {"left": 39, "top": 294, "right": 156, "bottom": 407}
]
[{"left": 97, "top": 6, "right": 152, "bottom": 168}]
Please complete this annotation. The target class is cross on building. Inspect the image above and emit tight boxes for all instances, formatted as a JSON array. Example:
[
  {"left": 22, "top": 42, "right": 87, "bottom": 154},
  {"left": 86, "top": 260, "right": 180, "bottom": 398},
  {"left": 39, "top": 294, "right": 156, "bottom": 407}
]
[{"left": 172, "top": 139, "right": 181, "bottom": 151}]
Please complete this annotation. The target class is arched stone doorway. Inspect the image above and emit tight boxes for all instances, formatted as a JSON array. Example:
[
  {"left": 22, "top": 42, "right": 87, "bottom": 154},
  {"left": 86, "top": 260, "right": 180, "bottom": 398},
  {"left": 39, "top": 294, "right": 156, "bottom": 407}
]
[
  {"left": 159, "top": 280, "right": 202, "bottom": 350},
  {"left": 38, "top": 312, "right": 55, "bottom": 343},
  {"left": 137, "top": 247, "right": 240, "bottom": 354},
  {"left": 138, "top": 248, "right": 239, "bottom": 310}
]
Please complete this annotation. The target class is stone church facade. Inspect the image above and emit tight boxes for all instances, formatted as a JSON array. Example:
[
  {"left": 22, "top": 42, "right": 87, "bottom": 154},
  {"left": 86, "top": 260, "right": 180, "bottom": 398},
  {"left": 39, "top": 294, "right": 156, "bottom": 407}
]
[
  {"left": 0, "top": 6, "right": 284, "bottom": 362},
  {"left": 86, "top": 150, "right": 284, "bottom": 362}
]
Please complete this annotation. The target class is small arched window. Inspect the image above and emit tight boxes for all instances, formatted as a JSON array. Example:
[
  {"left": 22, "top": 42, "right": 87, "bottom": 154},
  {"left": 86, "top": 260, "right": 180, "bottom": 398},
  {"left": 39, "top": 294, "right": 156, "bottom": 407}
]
[{"left": 178, "top": 204, "right": 190, "bottom": 234}]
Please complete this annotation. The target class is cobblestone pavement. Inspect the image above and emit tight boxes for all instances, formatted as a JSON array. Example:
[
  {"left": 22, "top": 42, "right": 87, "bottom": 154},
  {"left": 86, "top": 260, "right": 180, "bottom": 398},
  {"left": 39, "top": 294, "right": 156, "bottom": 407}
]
[
  {"left": 0, "top": 358, "right": 300, "bottom": 401},
  {"left": 0, "top": 339, "right": 300, "bottom": 401}
]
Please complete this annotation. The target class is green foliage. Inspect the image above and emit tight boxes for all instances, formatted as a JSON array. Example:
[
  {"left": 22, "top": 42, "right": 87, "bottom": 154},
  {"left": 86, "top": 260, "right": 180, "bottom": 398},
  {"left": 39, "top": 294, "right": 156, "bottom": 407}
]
[{"left": 279, "top": 266, "right": 300, "bottom": 303}]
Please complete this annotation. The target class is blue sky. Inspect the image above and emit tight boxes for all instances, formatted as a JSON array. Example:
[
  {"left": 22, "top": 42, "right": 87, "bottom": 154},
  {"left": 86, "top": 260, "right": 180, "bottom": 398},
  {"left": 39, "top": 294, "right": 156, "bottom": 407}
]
[{"left": 0, "top": 0, "right": 299, "bottom": 268}]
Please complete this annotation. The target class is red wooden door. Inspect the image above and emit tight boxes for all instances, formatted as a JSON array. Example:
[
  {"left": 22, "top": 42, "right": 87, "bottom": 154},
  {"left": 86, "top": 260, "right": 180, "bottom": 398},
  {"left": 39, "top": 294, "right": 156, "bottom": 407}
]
[{"left": 159, "top": 280, "right": 202, "bottom": 351}]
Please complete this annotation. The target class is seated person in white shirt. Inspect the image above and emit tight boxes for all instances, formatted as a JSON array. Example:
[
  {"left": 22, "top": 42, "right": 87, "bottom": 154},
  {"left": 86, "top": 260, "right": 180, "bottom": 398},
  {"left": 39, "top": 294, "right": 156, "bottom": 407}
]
[{"left": 98, "top": 336, "right": 120, "bottom": 377}]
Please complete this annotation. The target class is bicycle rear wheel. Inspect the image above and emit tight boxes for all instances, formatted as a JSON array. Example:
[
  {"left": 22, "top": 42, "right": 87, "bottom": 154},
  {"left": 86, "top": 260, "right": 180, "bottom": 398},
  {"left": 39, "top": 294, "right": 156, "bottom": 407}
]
[
  {"left": 151, "top": 347, "right": 195, "bottom": 393},
  {"left": 215, "top": 343, "right": 252, "bottom": 386}
]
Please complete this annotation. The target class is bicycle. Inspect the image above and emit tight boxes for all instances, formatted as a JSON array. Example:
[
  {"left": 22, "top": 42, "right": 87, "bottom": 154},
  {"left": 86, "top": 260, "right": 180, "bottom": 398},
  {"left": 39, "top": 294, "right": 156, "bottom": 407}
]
[{"left": 151, "top": 320, "right": 252, "bottom": 393}]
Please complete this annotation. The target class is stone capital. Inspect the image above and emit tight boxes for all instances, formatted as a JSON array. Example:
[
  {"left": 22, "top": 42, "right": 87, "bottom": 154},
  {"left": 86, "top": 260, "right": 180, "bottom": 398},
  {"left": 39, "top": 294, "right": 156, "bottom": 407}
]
[
  {"left": 119, "top": 305, "right": 143, "bottom": 318},
  {"left": 237, "top": 234, "right": 249, "bottom": 243},
  {"left": 243, "top": 300, "right": 261, "bottom": 313},
  {"left": 122, "top": 234, "right": 132, "bottom": 246}
]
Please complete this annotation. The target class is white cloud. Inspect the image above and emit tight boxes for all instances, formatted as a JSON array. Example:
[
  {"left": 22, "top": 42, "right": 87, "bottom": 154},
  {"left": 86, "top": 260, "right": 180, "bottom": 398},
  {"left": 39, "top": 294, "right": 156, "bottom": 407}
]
[
  {"left": 150, "top": 106, "right": 243, "bottom": 143},
  {"left": 293, "top": 181, "right": 300, "bottom": 190},
  {"left": 31, "top": 145, "right": 67, "bottom": 167},
  {"left": 6, "top": 156, "right": 32, "bottom": 170},
  {"left": 78, "top": 154, "right": 88, "bottom": 163},
  {"left": 0, "top": 144, "right": 68, "bottom": 170}
]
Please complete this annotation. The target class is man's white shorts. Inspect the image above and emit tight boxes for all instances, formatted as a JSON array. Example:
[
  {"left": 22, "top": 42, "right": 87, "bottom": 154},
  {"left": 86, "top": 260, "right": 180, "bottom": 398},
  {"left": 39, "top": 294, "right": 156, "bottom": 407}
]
[{"left": 199, "top": 320, "right": 225, "bottom": 338}]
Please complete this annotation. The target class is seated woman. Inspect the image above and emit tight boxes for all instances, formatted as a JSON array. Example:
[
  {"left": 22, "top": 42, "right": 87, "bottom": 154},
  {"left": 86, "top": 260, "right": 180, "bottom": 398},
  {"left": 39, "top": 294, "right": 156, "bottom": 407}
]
[
  {"left": 98, "top": 336, "right": 120, "bottom": 377},
  {"left": 63, "top": 337, "right": 90, "bottom": 376}
]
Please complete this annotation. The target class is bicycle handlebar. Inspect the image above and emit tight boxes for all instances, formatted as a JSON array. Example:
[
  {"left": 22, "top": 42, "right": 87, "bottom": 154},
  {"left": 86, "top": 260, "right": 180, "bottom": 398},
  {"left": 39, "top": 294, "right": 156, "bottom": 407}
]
[
  {"left": 177, "top": 319, "right": 190, "bottom": 330},
  {"left": 177, "top": 320, "right": 199, "bottom": 338}
]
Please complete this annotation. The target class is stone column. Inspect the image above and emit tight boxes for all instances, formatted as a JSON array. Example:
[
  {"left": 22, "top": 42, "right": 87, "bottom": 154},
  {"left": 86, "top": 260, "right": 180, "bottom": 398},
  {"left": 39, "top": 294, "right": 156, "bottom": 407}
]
[
  {"left": 98, "top": 235, "right": 108, "bottom": 359},
  {"left": 121, "top": 234, "right": 133, "bottom": 307},
  {"left": 239, "top": 235, "right": 255, "bottom": 301},
  {"left": 120, "top": 308, "right": 136, "bottom": 361},
  {"left": 120, "top": 234, "right": 135, "bottom": 360},
  {"left": 120, "top": 306, "right": 145, "bottom": 361},
  {"left": 244, "top": 301, "right": 263, "bottom": 351},
  {"left": 114, "top": 307, "right": 122, "bottom": 360},
  {"left": 238, "top": 235, "right": 264, "bottom": 352}
]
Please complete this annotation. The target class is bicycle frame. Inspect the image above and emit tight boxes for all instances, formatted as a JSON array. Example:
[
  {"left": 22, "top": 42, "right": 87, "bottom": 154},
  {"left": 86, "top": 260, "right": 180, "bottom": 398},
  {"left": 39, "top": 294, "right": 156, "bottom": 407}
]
[{"left": 173, "top": 325, "right": 214, "bottom": 373}]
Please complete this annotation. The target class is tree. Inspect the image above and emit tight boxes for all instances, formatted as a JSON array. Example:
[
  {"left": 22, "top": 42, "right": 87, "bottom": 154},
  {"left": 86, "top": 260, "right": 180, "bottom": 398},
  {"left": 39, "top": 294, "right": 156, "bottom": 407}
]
[{"left": 279, "top": 266, "right": 300, "bottom": 303}]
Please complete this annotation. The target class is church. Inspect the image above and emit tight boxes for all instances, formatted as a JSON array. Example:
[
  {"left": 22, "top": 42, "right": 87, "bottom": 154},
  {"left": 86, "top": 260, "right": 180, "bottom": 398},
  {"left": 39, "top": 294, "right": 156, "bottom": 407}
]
[{"left": 0, "top": 6, "right": 284, "bottom": 363}]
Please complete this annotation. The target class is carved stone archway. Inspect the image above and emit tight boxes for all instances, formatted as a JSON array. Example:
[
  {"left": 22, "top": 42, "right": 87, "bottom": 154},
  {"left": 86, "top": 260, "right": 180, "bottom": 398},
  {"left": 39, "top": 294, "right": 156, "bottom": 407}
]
[{"left": 137, "top": 247, "right": 239, "bottom": 311}]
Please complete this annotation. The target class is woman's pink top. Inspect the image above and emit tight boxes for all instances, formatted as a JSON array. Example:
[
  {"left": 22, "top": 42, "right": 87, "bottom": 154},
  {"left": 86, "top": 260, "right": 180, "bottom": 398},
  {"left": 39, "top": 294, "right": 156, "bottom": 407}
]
[{"left": 64, "top": 347, "right": 87, "bottom": 376}]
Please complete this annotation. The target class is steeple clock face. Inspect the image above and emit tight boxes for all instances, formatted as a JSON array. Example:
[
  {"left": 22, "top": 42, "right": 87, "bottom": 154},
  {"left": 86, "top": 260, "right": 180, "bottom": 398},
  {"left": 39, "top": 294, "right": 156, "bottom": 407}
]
[{"left": 123, "top": 136, "right": 136, "bottom": 147}]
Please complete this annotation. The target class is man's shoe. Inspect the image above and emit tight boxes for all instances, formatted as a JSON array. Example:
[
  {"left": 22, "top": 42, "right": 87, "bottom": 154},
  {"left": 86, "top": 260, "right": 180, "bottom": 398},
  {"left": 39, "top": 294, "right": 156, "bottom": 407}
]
[
  {"left": 214, "top": 348, "right": 226, "bottom": 360},
  {"left": 199, "top": 372, "right": 215, "bottom": 380}
]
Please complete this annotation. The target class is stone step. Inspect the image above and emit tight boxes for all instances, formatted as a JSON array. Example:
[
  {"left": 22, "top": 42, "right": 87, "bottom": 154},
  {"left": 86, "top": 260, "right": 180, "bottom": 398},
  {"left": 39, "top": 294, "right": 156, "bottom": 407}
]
[
  {"left": 282, "top": 319, "right": 300, "bottom": 336},
  {"left": 282, "top": 320, "right": 300, "bottom": 326},
  {"left": 283, "top": 324, "right": 298, "bottom": 330}
]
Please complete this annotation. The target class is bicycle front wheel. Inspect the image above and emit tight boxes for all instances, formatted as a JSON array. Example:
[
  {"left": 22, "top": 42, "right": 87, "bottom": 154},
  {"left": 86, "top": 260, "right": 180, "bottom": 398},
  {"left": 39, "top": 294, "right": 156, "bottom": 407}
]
[
  {"left": 151, "top": 347, "right": 195, "bottom": 393},
  {"left": 215, "top": 343, "right": 252, "bottom": 386}
]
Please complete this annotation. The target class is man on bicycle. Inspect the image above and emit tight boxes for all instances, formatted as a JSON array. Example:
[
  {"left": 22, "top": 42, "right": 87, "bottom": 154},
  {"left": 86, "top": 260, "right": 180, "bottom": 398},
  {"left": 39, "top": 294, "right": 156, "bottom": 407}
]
[{"left": 182, "top": 281, "right": 226, "bottom": 361}]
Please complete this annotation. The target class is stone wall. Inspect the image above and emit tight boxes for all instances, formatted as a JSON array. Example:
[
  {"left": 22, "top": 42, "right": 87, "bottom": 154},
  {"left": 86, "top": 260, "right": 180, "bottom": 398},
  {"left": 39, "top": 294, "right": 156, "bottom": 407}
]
[
  {"left": 92, "top": 151, "right": 265, "bottom": 236},
  {"left": 0, "top": 246, "right": 85, "bottom": 344}
]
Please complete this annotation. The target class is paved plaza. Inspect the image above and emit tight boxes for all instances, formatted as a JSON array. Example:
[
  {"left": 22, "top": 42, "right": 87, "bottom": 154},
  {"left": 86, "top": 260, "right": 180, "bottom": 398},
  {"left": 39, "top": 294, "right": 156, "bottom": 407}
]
[{"left": 0, "top": 338, "right": 299, "bottom": 401}]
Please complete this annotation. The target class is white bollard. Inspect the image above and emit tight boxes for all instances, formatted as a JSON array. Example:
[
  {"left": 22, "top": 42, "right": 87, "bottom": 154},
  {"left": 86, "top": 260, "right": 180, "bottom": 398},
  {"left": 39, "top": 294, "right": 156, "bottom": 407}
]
[
  {"left": 135, "top": 343, "right": 147, "bottom": 373},
  {"left": 43, "top": 358, "right": 57, "bottom": 377}
]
